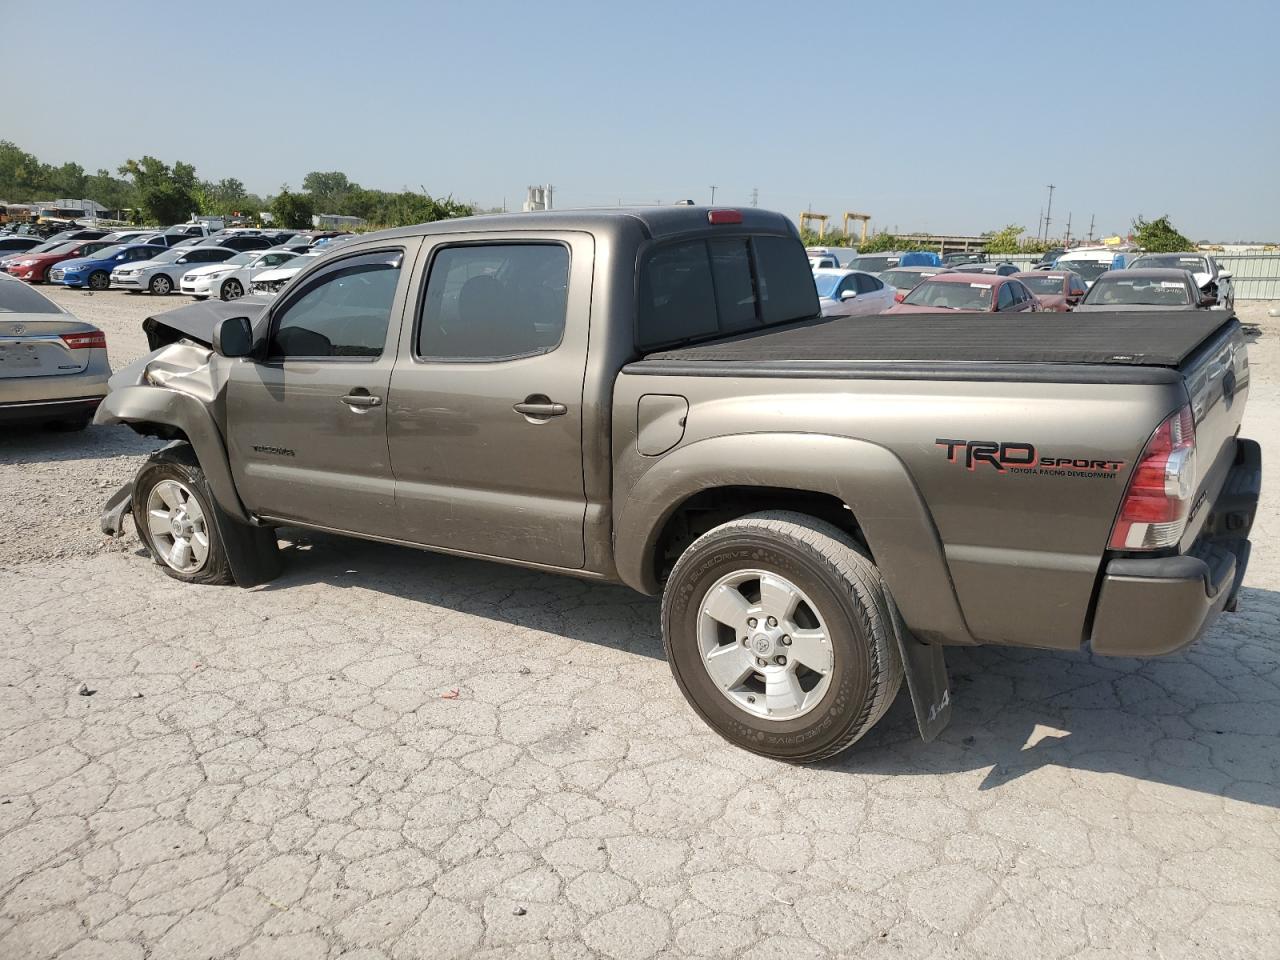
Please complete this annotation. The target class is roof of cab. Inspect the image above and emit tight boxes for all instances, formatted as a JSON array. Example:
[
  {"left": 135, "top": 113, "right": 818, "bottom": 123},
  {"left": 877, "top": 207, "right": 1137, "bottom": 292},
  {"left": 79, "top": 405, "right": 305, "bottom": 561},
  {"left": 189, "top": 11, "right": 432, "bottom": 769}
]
[{"left": 350, "top": 206, "right": 799, "bottom": 244}]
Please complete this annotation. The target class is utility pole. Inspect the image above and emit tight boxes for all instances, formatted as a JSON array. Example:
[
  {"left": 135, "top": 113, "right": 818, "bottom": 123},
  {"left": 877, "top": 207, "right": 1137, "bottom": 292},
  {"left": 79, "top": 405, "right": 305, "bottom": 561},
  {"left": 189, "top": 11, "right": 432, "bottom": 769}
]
[
  {"left": 1087, "top": 213, "right": 1095, "bottom": 244},
  {"left": 750, "top": 187, "right": 758, "bottom": 208},
  {"left": 1043, "top": 184, "right": 1056, "bottom": 243},
  {"left": 709, "top": 185, "right": 717, "bottom": 205},
  {"left": 1064, "top": 212, "right": 1072, "bottom": 248},
  {"left": 1038, "top": 207, "right": 1044, "bottom": 243}
]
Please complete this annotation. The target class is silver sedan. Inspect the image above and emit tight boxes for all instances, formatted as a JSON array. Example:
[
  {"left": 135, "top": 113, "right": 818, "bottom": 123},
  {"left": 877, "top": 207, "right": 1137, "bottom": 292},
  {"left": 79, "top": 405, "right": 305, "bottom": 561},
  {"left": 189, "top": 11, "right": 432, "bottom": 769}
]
[{"left": 0, "top": 275, "right": 110, "bottom": 430}]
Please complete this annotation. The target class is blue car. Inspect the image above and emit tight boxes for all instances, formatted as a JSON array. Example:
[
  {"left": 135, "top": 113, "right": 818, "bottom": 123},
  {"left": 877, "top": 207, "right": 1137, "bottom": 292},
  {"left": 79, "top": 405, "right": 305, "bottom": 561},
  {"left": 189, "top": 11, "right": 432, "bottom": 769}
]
[{"left": 49, "top": 243, "right": 168, "bottom": 290}]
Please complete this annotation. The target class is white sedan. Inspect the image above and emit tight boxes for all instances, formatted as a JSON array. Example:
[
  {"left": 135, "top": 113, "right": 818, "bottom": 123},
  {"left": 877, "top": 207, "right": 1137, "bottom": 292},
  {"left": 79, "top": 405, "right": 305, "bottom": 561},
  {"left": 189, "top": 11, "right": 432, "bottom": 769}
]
[
  {"left": 813, "top": 268, "right": 897, "bottom": 317},
  {"left": 249, "top": 252, "right": 321, "bottom": 296},
  {"left": 180, "top": 249, "right": 302, "bottom": 301}
]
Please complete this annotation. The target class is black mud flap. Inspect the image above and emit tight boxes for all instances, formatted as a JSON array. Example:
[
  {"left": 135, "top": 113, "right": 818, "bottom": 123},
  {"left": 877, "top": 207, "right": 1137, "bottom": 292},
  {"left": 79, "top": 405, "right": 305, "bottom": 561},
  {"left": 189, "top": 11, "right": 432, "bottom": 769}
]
[
  {"left": 888, "top": 600, "right": 952, "bottom": 741},
  {"left": 101, "top": 480, "right": 135, "bottom": 536},
  {"left": 208, "top": 505, "right": 282, "bottom": 588}
]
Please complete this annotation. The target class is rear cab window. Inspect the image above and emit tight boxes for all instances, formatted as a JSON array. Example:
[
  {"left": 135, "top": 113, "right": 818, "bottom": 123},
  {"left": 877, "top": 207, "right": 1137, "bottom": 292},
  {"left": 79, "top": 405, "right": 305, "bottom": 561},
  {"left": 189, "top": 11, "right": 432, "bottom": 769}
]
[{"left": 637, "top": 233, "right": 818, "bottom": 350}]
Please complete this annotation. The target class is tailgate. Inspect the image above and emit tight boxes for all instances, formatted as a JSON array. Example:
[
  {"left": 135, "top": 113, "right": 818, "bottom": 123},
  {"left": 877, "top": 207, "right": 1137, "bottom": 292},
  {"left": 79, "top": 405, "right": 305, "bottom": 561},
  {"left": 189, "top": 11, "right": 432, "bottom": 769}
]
[
  {"left": 1179, "top": 319, "right": 1250, "bottom": 549},
  {"left": 0, "top": 320, "right": 90, "bottom": 378}
]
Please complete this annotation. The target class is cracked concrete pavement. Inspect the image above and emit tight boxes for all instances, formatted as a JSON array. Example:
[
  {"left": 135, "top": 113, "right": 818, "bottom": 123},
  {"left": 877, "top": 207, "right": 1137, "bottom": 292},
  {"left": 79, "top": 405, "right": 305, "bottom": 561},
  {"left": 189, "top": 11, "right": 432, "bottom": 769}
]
[{"left": 1, "top": 288, "right": 1277, "bottom": 959}]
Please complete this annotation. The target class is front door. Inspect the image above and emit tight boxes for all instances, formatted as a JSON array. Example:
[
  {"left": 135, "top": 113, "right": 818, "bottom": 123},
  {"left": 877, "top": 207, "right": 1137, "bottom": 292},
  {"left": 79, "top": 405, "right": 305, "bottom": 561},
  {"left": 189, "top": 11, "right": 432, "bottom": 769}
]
[
  {"left": 226, "top": 242, "right": 418, "bottom": 537},
  {"left": 387, "top": 232, "right": 591, "bottom": 568}
]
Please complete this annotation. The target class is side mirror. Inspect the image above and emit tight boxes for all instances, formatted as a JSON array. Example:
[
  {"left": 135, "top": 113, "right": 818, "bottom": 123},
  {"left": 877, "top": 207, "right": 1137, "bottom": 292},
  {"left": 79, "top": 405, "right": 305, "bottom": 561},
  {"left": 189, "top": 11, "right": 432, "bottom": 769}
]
[
  {"left": 839, "top": 290, "right": 858, "bottom": 301},
  {"left": 1199, "top": 294, "right": 1217, "bottom": 308},
  {"left": 212, "top": 316, "right": 254, "bottom": 358}
]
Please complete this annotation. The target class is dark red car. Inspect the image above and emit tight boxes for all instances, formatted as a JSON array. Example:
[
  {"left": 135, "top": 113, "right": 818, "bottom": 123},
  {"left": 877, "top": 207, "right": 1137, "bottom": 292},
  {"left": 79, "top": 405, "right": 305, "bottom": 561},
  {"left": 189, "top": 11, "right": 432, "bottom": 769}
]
[
  {"left": 1010, "top": 270, "right": 1088, "bottom": 312},
  {"left": 884, "top": 272, "right": 1041, "bottom": 314},
  {"left": 3, "top": 239, "right": 115, "bottom": 283}
]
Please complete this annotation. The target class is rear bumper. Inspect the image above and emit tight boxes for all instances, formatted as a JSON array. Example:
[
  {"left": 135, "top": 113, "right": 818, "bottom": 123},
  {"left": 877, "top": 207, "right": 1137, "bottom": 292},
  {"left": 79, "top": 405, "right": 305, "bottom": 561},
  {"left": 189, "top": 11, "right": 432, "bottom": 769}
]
[
  {"left": 1090, "top": 437, "right": 1260, "bottom": 656},
  {"left": 0, "top": 395, "right": 104, "bottom": 424}
]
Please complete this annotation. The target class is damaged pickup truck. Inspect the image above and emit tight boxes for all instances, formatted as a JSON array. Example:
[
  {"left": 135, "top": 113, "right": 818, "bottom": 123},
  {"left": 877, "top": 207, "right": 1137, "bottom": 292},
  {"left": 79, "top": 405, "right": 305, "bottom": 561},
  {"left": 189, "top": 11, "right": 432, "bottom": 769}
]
[{"left": 97, "top": 207, "right": 1261, "bottom": 762}]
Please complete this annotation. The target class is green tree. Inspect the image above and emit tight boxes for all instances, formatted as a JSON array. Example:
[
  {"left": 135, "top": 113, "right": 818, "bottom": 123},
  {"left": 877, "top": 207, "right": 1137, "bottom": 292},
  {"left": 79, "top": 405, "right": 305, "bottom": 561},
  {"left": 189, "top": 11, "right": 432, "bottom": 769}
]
[
  {"left": 118, "top": 156, "right": 197, "bottom": 224},
  {"left": 0, "top": 140, "right": 49, "bottom": 200},
  {"left": 271, "top": 188, "right": 314, "bottom": 229},
  {"left": 982, "top": 224, "right": 1025, "bottom": 254},
  {"left": 857, "top": 230, "right": 902, "bottom": 253},
  {"left": 302, "top": 170, "right": 357, "bottom": 211},
  {"left": 1131, "top": 215, "right": 1194, "bottom": 252}
]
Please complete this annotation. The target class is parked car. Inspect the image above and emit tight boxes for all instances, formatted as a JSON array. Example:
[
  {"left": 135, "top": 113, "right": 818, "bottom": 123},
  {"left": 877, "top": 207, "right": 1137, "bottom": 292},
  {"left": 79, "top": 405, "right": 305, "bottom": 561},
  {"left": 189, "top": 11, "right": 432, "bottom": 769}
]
[
  {"left": 49, "top": 243, "right": 170, "bottom": 290},
  {"left": 897, "top": 251, "right": 943, "bottom": 267},
  {"left": 111, "top": 246, "right": 239, "bottom": 295},
  {"left": 885, "top": 273, "right": 1041, "bottom": 314},
  {"left": 40, "top": 227, "right": 109, "bottom": 245},
  {"left": 1032, "top": 248, "right": 1065, "bottom": 270},
  {"left": 94, "top": 206, "right": 1257, "bottom": 763},
  {"left": 941, "top": 252, "right": 987, "bottom": 267},
  {"left": 945, "top": 261, "right": 1019, "bottom": 276},
  {"left": 195, "top": 234, "right": 273, "bottom": 252},
  {"left": 268, "top": 241, "right": 315, "bottom": 255},
  {"left": 1010, "top": 270, "right": 1089, "bottom": 311},
  {"left": 843, "top": 253, "right": 899, "bottom": 274},
  {"left": 813, "top": 268, "right": 897, "bottom": 316},
  {"left": 0, "top": 273, "right": 109, "bottom": 430},
  {"left": 99, "top": 230, "right": 159, "bottom": 244},
  {"left": 1054, "top": 247, "right": 1124, "bottom": 287},
  {"left": 4, "top": 239, "right": 118, "bottom": 283},
  {"left": 878, "top": 266, "right": 946, "bottom": 303},
  {"left": 249, "top": 252, "right": 321, "bottom": 295},
  {"left": 0, "top": 236, "right": 43, "bottom": 258},
  {"left": 807, "top": 248, "right": 842, "bottom": 270},
  {"left": 1074, "top": 268, "right": 1210, "bottom": 311},
  {"left": 164, "top": 222, "right": 221, "bottom": 241},
  {"left": 1126, "top": 253, "right": 1234, "bottom": 311},
  {"left": 180, "top": 249, "right": 303, "bottom": 301}
]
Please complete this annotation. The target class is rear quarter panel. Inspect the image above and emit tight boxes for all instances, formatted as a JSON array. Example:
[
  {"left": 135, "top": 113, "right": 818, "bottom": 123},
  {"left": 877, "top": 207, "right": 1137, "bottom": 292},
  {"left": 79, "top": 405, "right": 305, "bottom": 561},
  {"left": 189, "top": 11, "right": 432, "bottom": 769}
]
[{"left": 614, "top": 369, "right": 1187, "bottom": 651}]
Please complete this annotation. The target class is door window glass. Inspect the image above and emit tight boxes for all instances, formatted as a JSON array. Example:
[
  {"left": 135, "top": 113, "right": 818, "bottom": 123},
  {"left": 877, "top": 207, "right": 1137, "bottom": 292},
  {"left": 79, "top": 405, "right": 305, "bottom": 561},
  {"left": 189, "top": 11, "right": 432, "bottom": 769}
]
[
  {"left": 418, "top": 243, "right": 569, "bottom": 360},
  {"left": 269, "top": 250, "right": 403, "bottom": 359},
  {"left": 997, "top": 284, "right": 1015, "bottom": 310}
]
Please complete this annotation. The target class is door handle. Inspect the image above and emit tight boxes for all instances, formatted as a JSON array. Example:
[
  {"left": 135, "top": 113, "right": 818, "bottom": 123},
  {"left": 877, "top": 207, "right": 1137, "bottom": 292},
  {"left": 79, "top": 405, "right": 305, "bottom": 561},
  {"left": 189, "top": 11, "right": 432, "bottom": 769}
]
[
  {"left": 340, "top": 393, "right": 382, "bottom": 408},
  {"left": 513, "top": 395, "right": 567, "bottom": 419}
]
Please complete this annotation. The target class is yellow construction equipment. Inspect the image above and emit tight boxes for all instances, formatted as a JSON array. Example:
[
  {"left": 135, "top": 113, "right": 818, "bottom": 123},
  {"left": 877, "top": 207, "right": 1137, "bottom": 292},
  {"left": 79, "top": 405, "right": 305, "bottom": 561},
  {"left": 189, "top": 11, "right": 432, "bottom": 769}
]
[
  {"left": 843, "top": 211, "right": 871, "bottom": 244},
  {"left": 798, "top": 211, "right": 829, "bottom": 238}
]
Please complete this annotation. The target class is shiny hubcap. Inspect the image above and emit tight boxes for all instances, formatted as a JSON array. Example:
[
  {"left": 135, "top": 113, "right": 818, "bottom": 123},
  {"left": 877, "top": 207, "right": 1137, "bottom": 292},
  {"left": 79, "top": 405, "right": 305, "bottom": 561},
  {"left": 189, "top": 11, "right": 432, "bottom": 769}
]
[
  {"left": 224, "top": 280, "right": 242, "bottom": 299},
  {"left": 696, "top": 569, "right": 834, "bottom": 721},
  {"left": 145, "top": 480, "right": 209, "bottom": 573}
]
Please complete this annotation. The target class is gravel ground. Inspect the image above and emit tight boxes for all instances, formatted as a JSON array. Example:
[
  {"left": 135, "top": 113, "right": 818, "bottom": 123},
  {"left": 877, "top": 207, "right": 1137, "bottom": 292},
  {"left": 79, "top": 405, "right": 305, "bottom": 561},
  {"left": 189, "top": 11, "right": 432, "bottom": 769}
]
[{"left": 1, "top": 289, "right": 1277, "bottom": 960}]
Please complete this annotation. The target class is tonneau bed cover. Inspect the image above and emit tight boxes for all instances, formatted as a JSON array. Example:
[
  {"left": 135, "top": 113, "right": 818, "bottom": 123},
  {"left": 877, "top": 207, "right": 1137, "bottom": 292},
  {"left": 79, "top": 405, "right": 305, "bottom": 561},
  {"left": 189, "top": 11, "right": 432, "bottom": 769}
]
[{"left": 641, "top": 311, "right": 1237, "bottom": 368}]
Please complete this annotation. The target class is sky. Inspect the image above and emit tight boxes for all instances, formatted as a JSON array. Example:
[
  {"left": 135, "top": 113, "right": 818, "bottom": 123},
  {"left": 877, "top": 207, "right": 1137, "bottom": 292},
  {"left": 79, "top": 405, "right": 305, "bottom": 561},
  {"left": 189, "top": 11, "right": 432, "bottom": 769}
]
[{"left": 6, "top": 0, "right": 1278, "bottom": 241}]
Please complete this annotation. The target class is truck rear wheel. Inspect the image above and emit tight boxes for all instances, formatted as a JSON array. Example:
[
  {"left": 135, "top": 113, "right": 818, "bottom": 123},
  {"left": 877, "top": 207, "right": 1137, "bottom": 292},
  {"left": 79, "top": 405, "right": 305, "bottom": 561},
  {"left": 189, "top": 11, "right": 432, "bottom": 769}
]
[
  {"left": 132, "top": 450, "right": 234, "bottom": 586},
  {"left": 661, "top": 510, "right": 902, "bottom": 762}
]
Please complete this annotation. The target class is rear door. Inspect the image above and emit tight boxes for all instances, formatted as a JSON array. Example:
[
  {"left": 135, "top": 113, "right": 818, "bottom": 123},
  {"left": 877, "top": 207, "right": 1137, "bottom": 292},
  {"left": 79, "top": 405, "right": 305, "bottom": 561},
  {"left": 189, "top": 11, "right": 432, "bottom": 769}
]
[
  {"left": 386, "top": 231, "right": 592, "bottom": 568},
  {"left": 226, "top": 242, "right": 419, "bottom": 535}
]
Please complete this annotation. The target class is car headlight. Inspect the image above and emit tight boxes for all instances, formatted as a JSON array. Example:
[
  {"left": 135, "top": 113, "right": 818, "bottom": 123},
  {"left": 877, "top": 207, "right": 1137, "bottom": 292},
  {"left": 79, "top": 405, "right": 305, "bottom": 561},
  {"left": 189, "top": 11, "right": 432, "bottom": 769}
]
[{"left": 18, "top": 259, "right": 36, "bottom": 266}]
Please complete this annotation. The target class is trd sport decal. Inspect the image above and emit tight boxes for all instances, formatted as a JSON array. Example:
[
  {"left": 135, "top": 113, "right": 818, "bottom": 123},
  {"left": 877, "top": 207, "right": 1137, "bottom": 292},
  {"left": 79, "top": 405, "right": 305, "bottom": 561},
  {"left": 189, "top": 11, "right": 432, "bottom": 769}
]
[{"left": 936, "top": 439, "right": 1123, "bottom": 478}]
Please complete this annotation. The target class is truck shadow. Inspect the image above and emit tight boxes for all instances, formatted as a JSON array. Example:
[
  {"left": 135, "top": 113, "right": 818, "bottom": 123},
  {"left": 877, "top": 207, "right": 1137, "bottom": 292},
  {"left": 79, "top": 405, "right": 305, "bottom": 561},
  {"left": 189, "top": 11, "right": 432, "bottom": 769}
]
[
  {"left": 0, "top": 423, "right": 158, "bottom": 464},
  {"left": 264, "top": 530, "right": 1277, "bottom": 808}
]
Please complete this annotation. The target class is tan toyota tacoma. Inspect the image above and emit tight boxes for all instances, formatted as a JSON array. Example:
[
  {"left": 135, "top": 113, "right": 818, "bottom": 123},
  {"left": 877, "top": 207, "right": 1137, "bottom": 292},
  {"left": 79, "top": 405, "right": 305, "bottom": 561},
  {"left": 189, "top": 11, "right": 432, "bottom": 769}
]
[{"left": 96, "top": 207, "right": 1260, "bottom": 761}]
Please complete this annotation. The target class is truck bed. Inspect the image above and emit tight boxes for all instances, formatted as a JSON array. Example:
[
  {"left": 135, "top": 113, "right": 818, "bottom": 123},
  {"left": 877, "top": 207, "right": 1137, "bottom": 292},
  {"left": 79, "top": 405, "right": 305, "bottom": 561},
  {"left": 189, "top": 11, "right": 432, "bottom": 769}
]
[{"left": 639, "top": 311, "right": 1236, "bottom": 371}]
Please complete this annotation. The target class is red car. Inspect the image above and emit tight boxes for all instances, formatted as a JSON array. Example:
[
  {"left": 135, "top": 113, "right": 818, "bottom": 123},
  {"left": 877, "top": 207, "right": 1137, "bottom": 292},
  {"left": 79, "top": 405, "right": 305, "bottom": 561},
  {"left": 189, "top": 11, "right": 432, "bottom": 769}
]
[
  {"left": 4, "top": 239, "right": 116, "bottom": 283},
  {"left": 884, "top": 272, "right": 1041, "bottom": 314},
  {"left": 1010, "top": 270, "right": 1088, "bottom": 312}
]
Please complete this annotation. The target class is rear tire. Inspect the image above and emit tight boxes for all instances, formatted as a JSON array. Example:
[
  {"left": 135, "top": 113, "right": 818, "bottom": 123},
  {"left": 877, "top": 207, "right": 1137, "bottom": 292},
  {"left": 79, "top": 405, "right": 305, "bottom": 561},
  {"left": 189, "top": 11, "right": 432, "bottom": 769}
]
[
  {"left": 149, "top": 274, "right": 173, "bottom": 295},
  {"left": 132, "top": 450, "right": 234, "bottom": 586},
  {"left": 661, "top": 510, "right": 903, "bottom": 763}
]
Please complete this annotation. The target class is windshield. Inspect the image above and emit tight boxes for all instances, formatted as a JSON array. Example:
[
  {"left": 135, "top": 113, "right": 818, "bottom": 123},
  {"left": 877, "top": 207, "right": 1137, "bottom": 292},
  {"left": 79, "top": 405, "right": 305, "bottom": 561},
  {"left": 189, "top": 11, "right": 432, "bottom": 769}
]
[
  {"left": 222, "top": 252, "right": 256, "bottom": 267},
  {"left": 1058, "top": 260, "right": 1110, "bottom": 282},
  {"left": 151, "top": 248, "right": 191, "bottom": 263},
  {"left": 1019, "top": 275, "right": 1067, "bottom": 295},
  {"left": 0, "top": 280, "right": 62, "bottom": 314},
  {"left": 87, "top": 244, "right": 132, "bottom": 260},
  {"left": 1130, "top": 254, "right": 1209, "bottom": 275},
  {"left": 36, "top": 241, "right": 79, "bottom": 256},
  {"left": 1085, "top": 276, "right": 1192, "bottom": 306},
  {"left": 879, "top": 269, "right": 935, "bottom": 290},
  {"left": 813, "top": 274, "right": 843, "bottom": 298},
  {"left": 847, "top": 256, "right": 894, "bottom": 273},
  {"left": 902, "top": 280, "right": 994, "bottom": 310}
]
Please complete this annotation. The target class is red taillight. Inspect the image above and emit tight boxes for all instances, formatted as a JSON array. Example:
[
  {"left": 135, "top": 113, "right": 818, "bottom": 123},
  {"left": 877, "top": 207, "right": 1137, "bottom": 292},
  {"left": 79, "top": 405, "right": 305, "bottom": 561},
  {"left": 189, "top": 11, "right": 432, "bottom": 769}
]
[
  {"left": 1108, "top": 404, "right": 1197, "bottom": 550},
  {"left": 60, "top": 330, "right": 106, "bottom": 350},
  {"left": 707, "top": 209, "right": 743, "bottom": 225},
  {"left": 894, "top": 291, "right": 906, "bottom": 303}
]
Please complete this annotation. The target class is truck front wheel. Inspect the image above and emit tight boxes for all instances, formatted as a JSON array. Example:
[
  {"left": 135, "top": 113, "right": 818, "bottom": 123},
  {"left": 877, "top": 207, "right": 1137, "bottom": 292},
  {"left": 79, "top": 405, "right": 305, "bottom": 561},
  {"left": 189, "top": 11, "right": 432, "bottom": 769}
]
[
  {"left": 661, "top": 511, "right": 903, "bottom": 763},
  {"left": 132, "top": 450, "right": 234, "bottom": 586}
]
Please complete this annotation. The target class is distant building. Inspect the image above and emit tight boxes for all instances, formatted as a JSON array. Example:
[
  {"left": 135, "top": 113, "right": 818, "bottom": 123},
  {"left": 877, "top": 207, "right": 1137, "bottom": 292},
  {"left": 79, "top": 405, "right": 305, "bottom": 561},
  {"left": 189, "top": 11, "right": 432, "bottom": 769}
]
[
  {"left": 522, "top": 185, "right": 554, "bottom": 212},
  {"left": 313, "top": 213, "right": 367, "bottom": 230}
]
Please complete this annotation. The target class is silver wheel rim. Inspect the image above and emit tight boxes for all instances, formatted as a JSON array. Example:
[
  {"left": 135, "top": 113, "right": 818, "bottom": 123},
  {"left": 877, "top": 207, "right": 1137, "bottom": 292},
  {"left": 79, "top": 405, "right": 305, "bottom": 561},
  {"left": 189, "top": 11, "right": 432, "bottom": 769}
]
[
  {"left": 90, "top": 272, "right": 108, "bottom": 290},
  {"left": 153, "top": 276, "right": 170, "bottom": 294},
  {"left": 145, "top": 480, "right": 210, "bottom": 573},
  {"left": 223, "top": 279, "right": 242, "bottom": 300},
  {"left": 696, "top": 569, "right": 834, "bottom": 722}
]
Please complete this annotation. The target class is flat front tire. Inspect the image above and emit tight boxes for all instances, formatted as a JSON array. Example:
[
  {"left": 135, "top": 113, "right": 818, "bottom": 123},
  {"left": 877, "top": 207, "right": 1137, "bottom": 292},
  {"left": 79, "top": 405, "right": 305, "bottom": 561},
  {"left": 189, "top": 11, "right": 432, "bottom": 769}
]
[
  {"left": 132, "top": 450, "right": 234, "bottom": 585},
  {"left": 662, "top": 510, "right": 903, "bottom": 763}
]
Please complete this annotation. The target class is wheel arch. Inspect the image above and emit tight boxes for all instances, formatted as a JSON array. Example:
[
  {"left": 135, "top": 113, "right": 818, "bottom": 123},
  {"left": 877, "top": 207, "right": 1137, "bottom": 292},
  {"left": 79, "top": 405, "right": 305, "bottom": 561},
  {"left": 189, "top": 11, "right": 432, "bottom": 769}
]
[
  {"left": 95, "top": 384, "right": 249, "bottom": 524},
  {"left": 615, "top": 432, "right": 974, "bottom": 646}
]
